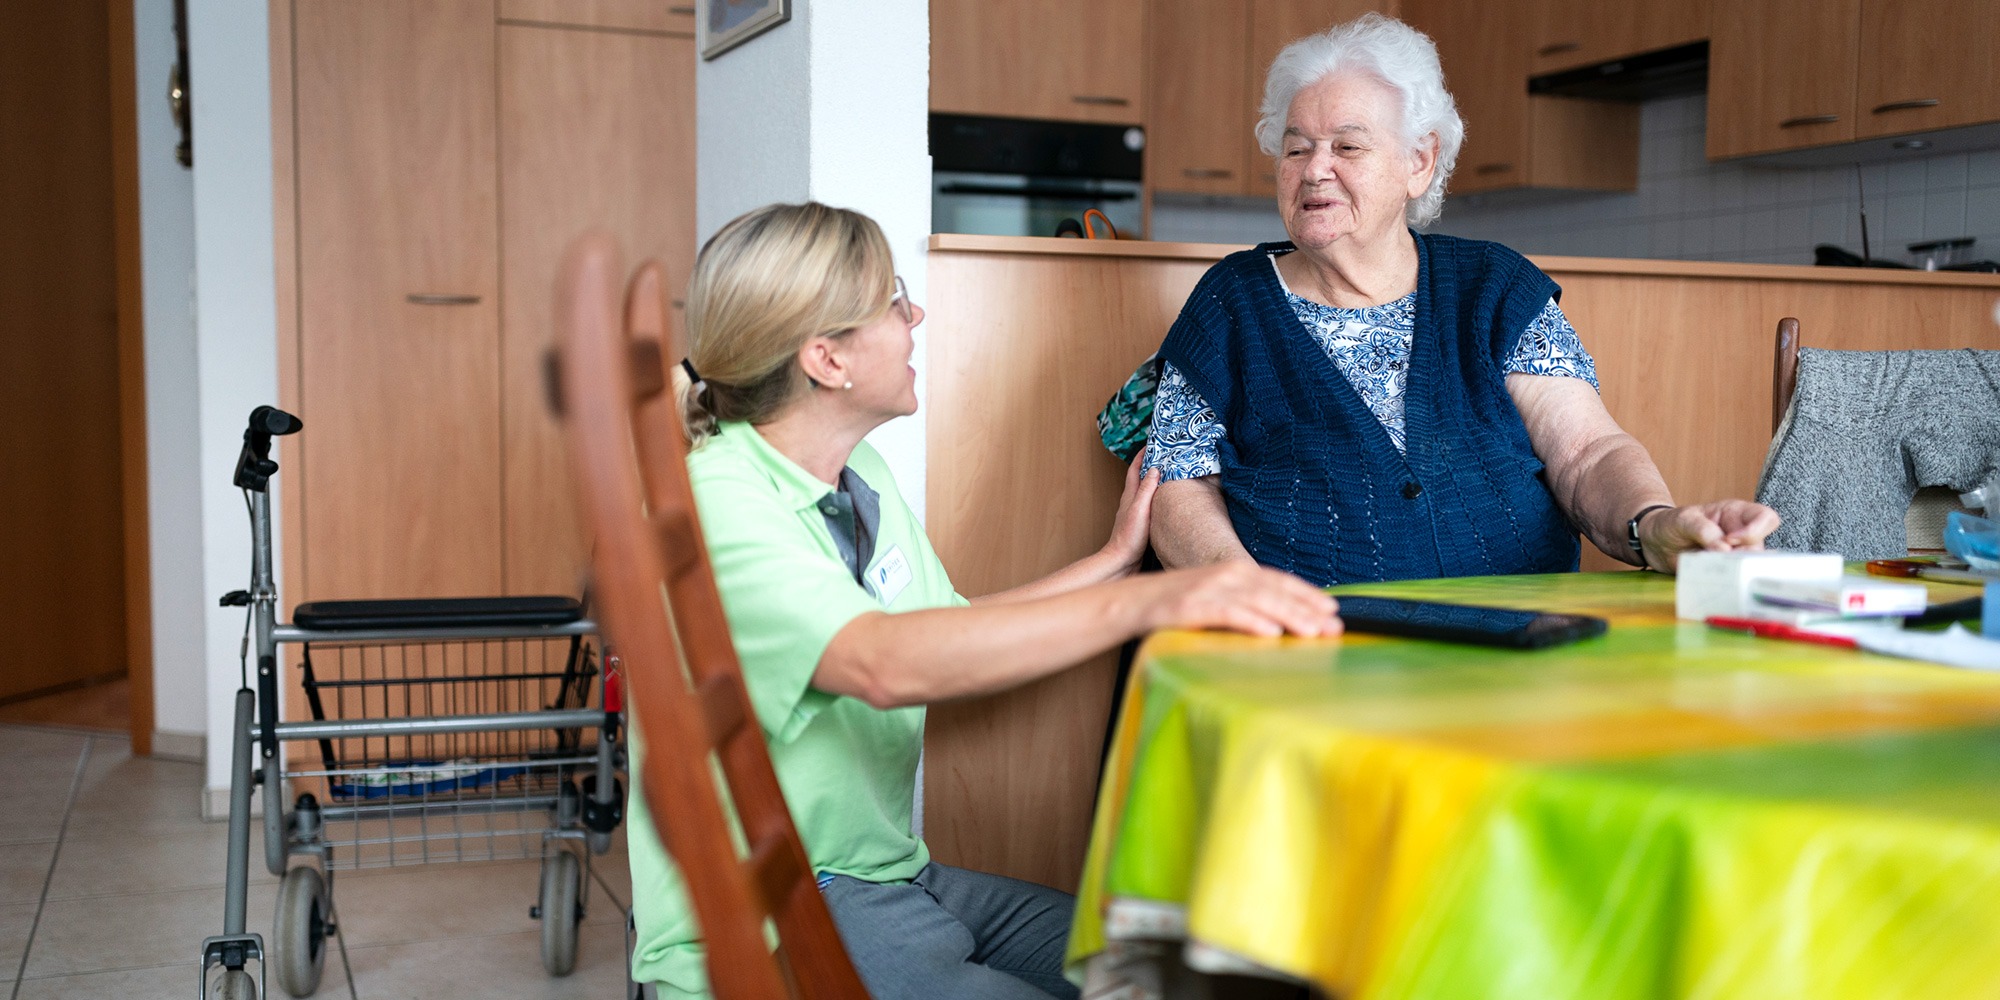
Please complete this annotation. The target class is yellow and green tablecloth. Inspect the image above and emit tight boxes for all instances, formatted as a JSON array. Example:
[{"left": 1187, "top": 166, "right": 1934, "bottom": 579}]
[{"left": 1068, "top": 572, "right": 2000, "bottom": 1000}]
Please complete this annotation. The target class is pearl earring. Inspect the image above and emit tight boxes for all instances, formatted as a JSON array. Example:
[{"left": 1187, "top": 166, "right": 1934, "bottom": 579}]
[{"left": 843, "top": 381, "right": 853, "bottom": 390}]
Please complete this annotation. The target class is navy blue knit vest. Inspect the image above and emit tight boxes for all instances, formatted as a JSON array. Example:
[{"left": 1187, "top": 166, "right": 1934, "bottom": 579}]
[{"left": 1158, "top": 232, "right": 1580, "bottom": 586}]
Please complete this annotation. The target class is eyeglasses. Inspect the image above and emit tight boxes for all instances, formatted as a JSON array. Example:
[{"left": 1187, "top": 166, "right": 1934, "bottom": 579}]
[{"left": 889, "top": 275, "right": 913, "bottom": 325}]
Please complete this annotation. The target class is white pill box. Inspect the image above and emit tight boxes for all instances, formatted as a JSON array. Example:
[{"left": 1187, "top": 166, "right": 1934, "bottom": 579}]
[
  {"left": 1751, "top": 576, "right": 1929, "bottom": 617},
  {"left": 1675, "top": 550, "right": 1845, "bottom": 621}
]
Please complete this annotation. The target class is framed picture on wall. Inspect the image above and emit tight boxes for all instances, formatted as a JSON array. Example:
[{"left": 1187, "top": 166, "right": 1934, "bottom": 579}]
[{"left": 700, "top": 0, "right": 792, "bottom": 60}]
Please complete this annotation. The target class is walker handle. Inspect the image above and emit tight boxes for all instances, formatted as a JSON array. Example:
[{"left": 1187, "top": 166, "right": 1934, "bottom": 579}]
[{"left": 232, "top": 405, "right": 303, "bottom": 492}]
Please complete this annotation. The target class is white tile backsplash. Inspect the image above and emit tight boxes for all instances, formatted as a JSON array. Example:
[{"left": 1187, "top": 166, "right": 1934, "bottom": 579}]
[
  {"left": 1442, "top": 95, "right": 2000, "bottom": 264},
  {"left": 1152, "top": 94, "right": 2000, "bottom": 265}
]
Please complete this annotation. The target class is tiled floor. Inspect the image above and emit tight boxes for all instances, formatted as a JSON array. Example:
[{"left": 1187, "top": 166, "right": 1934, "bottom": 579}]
[{"left": 0, "top": 724, "right": 634, "bottom": 999}]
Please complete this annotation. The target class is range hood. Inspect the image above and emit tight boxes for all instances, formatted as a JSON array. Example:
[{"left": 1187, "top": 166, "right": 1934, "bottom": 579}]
[{"left": 1528, "top": 41, "right": 1708, "bottom": 102}]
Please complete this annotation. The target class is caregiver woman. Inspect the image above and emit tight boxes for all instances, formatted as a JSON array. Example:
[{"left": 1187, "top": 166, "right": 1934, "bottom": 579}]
[{"left": 626, "top": 201, "right": 1340, "bottom": 1000}]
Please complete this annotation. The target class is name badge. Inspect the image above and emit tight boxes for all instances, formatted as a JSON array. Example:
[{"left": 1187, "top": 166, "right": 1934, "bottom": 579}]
[{"left": 866, "top": 545, "right": 913, "bottom": 606}]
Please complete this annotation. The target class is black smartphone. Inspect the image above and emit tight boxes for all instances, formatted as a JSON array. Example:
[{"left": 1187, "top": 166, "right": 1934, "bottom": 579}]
[{"left": 1334, "top": 595, "right": 1607, "bottom": 650}]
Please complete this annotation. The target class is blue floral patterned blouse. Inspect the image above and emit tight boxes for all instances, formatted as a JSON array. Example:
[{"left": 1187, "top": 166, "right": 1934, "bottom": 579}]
[{"left": 1143, "top": 255, "right": 1598, "bottom": 481}]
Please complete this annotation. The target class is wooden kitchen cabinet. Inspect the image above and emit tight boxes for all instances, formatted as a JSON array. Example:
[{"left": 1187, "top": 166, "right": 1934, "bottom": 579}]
[
  {"left": 1707, "top": 0, "right": 1860, "bottom": 159},
  {"left": 1147, "top": 0, "right": 1388, "bottom": 198},
  {"left": 281, "top": 1, "right": 695, "bottom": 606},
  {"left": 1853, "top": 0, "right": 2000, "bottom": 140},
  {"left": 295, "top": 0, "right": 506, "bottom": 602},
  {"left": 1244, "top": 0, "right": 1386, "bottom": 196},
  {"left": 498, "top": 0, "right": 695, "bottom": 32},
  {"left": 1404, "top": 0, "right": 1637, "bottom": 196},
  {"left": 498, "top": 23, "right": 696, "bottom": 597},
  {"left": 931, "top": 0, "right": 1145, "bottom": 124},
  {"left": 1529, "top": 0, "right": 1710, "bottom": 76},
  {"left": 1148, "top": 0, "right": 1252, "bottom": 195}
]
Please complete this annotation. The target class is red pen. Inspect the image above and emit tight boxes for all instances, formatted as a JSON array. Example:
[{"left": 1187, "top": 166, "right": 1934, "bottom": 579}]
[{"left": 1705, "top": 616, "right": 1859, "bottom": 649}]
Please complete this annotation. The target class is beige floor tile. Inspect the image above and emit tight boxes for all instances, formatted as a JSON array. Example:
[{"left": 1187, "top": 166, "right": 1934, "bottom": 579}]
[
  {"left": 13, "top": 960, "right": 203, "bottom": 999},
  {"left": 339, "top": 920, "right": 628, "bottom": 1000},
  {"left": 324, "top": 857, "right": 574, "bottom": 949},
  {"left": 67, "top": 743, "right": 210, "bottom": 837},
  {"left": 0, "top": 842, "right": 55, "bottom": 907},
  {"left": 0, "top": 730, "right": 86, "bottom": 846},
  {"left": 0, "top": 901, "right": 38, "bottom": 983},
  {"left": 0, "top": 726, "right": 93, "bottom": 762},
  {"left": 0, "top": 794, "right": 69, "bottom": 848},
  {"left": 46, "top": 824, "right": 279, "bottom": 901},
  {"left": 23, "top": 884, "right": 275, "bottom": 978}
]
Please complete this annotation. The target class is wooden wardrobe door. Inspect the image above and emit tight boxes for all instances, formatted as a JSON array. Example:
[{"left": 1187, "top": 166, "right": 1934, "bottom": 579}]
[
  {"left": 295, "top": 1, "right": 502, "bottom": 601},
  {"left": 0, "top": 0, "right": 127, "bottom": 700},
  {"left": 498, "top": 22, "right": 696, "bottom": 597}
]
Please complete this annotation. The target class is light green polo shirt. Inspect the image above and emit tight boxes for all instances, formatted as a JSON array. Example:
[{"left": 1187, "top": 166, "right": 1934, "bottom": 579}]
[{"left": 626, "top": 421, "right": 966, "bottom": 996}]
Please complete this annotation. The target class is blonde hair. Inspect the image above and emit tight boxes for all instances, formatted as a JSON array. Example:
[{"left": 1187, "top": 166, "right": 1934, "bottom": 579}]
[{"left": 678, "top": 202, "right": 897, "bottom": 446}]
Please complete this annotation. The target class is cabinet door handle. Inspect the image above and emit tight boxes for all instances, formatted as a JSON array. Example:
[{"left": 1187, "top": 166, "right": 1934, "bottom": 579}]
[
  {"left": 668, "top": 5, "right": 694, "bottom": 13},
  {"left": 406, "top": 293, "right": 482, "bottom": 306},
  {"left": 1537, "top": 41, "right": 1581, "bottom": 56},
  {"left": 1072, "top": 95, "right": 1131, "bottom": 107},
  {"left": 1473, "top": 162, "right": 1515, "bottom": 174},
  {"left": 1182, "top": 168, "right": 1234, "bottom": 179},
  {"left": 1872, "top": 98, "right": 1940, "bottom": 114},
  {"left": 1778, "top": 114, "right": 1840, "bottom": 128}
]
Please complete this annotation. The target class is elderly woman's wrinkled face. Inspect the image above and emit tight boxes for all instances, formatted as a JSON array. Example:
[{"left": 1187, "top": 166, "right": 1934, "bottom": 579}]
[{"left": 1276, "top": 72, "right": 1435, "bottom": 253}]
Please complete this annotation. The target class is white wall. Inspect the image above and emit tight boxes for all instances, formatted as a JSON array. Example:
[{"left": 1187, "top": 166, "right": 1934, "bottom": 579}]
[
  {"left": 132, "top": 0, "right": 205, "bottom": 754},
  {"left": 187, "top": 0, "right": 281, "bottom": 796},
  {"left": 695, "top": 0, "right": 933, "bottom": 518}
]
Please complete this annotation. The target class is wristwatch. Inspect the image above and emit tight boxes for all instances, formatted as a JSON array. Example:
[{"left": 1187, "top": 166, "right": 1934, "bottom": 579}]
[{"left": 1627, "top": 504, "right": 1674, "bottom": 570}]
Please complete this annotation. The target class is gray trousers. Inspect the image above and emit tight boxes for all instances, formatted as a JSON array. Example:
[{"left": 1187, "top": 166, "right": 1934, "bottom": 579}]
[{"left": 820, "top": 862, "right": 1082, "bottom": 1000}]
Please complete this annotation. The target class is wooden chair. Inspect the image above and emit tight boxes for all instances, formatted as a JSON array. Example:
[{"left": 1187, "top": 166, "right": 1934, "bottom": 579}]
[
  {"left": 550, "top": 233, "right": 870, "bottom": 1000},
  {"left": 1772, "top": 316, "right": 1801, "bottom": 435},
  {"left": 1769, "top": 316, "right": 1972, "bottom": 551}
]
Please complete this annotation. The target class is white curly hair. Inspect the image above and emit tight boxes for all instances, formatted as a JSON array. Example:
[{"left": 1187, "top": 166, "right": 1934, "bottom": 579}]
[{"left": 1253, "top": 13, "right": 1463, "bottom": 228}]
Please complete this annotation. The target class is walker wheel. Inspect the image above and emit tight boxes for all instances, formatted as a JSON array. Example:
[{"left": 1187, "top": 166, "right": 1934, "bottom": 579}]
[
  {"left": 214, "top": 968, "right": 258, "bottom": 1000},
  {"left": 539, "top": 850, "right": 582, "bottom": 976},
  {"left": 274, "top": 866, "right": 328, "bottom": 996}
]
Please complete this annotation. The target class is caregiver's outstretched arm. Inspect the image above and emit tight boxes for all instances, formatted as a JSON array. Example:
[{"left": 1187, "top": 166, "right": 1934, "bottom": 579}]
[{"left": 814, "top": 559, "right": 1339, "bottom": 709}]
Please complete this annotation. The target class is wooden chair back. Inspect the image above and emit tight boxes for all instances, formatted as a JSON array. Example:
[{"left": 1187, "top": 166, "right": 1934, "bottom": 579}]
[
  {"left": 1773, "top": 316, "right": 1801, "bottom": 435},
  {"left": 551, "top": 233, "right": 869, "bottom": 1000}
]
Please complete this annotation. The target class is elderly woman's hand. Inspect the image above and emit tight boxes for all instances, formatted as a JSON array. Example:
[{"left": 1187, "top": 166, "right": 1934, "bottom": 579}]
[
  {"left": 1638, "top": 500, "right": 1783, "bottom": 572},
  {"left": 1100, "top": 447, "right": 1162, "bottom": 575}
]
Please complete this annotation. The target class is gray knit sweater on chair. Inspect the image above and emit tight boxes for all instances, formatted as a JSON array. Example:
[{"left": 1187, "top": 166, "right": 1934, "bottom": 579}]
[{"left": 1756, "top": 348, "right": 2000, "bottom": 559}]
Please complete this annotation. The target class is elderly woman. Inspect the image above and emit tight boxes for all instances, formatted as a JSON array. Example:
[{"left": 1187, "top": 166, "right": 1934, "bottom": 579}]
[
  {"left": 628, "top": 202, "right": 1338, "bottom": 1000},
  {"left": 1146, "top": 14, "right": 1779, "bottom": 582}
]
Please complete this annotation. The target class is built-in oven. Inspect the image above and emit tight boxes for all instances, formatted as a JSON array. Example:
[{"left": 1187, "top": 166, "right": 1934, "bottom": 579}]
[{"left": 931, "top": 114, "right": 1145, "bottom": 239}]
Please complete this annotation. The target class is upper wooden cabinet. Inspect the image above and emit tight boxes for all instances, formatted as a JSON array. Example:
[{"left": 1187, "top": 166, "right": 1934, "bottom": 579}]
[
  {"left": 498, "top": 0, "right": 695, "bottom": 32},
  {"left": 1405, "top": 0, "right": 1528, "bottom": 194},
  {"left": 1529, "top": 0, "right": 1710, "bottom": 76},
  {"left": 1148, "top": 0, "right": 1252, "bottom": 195},
  {"left": 1145, "top": 0, "right": 1384, "bottom": 198},
  {"left": 1708, "top": 0, "right": 2000, "bottom": 159},
  {"left": 1853, "top": 0, "right": 2000, "bottom": 140},
  {"left": 931, "top": 0, "right": 1144, "bottom": 124},
  {"left": 1707, "top": 0, "right": 1861, "bottom": 159},
  {"left": 1243, "top": 0, "right": 1385, "bottom": 196},
  {"left": 1403, "top": 0, "right": 1637, "bottom": 196}
]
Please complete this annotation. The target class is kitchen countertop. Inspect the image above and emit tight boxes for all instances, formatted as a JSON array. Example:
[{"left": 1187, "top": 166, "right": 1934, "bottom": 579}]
[{"left": 928, "top": 233, "right": 2000, "bottom": 288}]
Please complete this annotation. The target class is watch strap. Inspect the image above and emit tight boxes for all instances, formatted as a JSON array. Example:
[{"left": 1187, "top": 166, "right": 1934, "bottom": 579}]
[{"left": 1627, "top": 504, "right": 1674, "bottom": 569}]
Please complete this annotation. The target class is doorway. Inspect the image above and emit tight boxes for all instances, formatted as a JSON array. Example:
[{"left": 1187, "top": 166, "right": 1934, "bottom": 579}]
[{"left": 0, "top": 0, "right": 150, "bottom": 740}]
